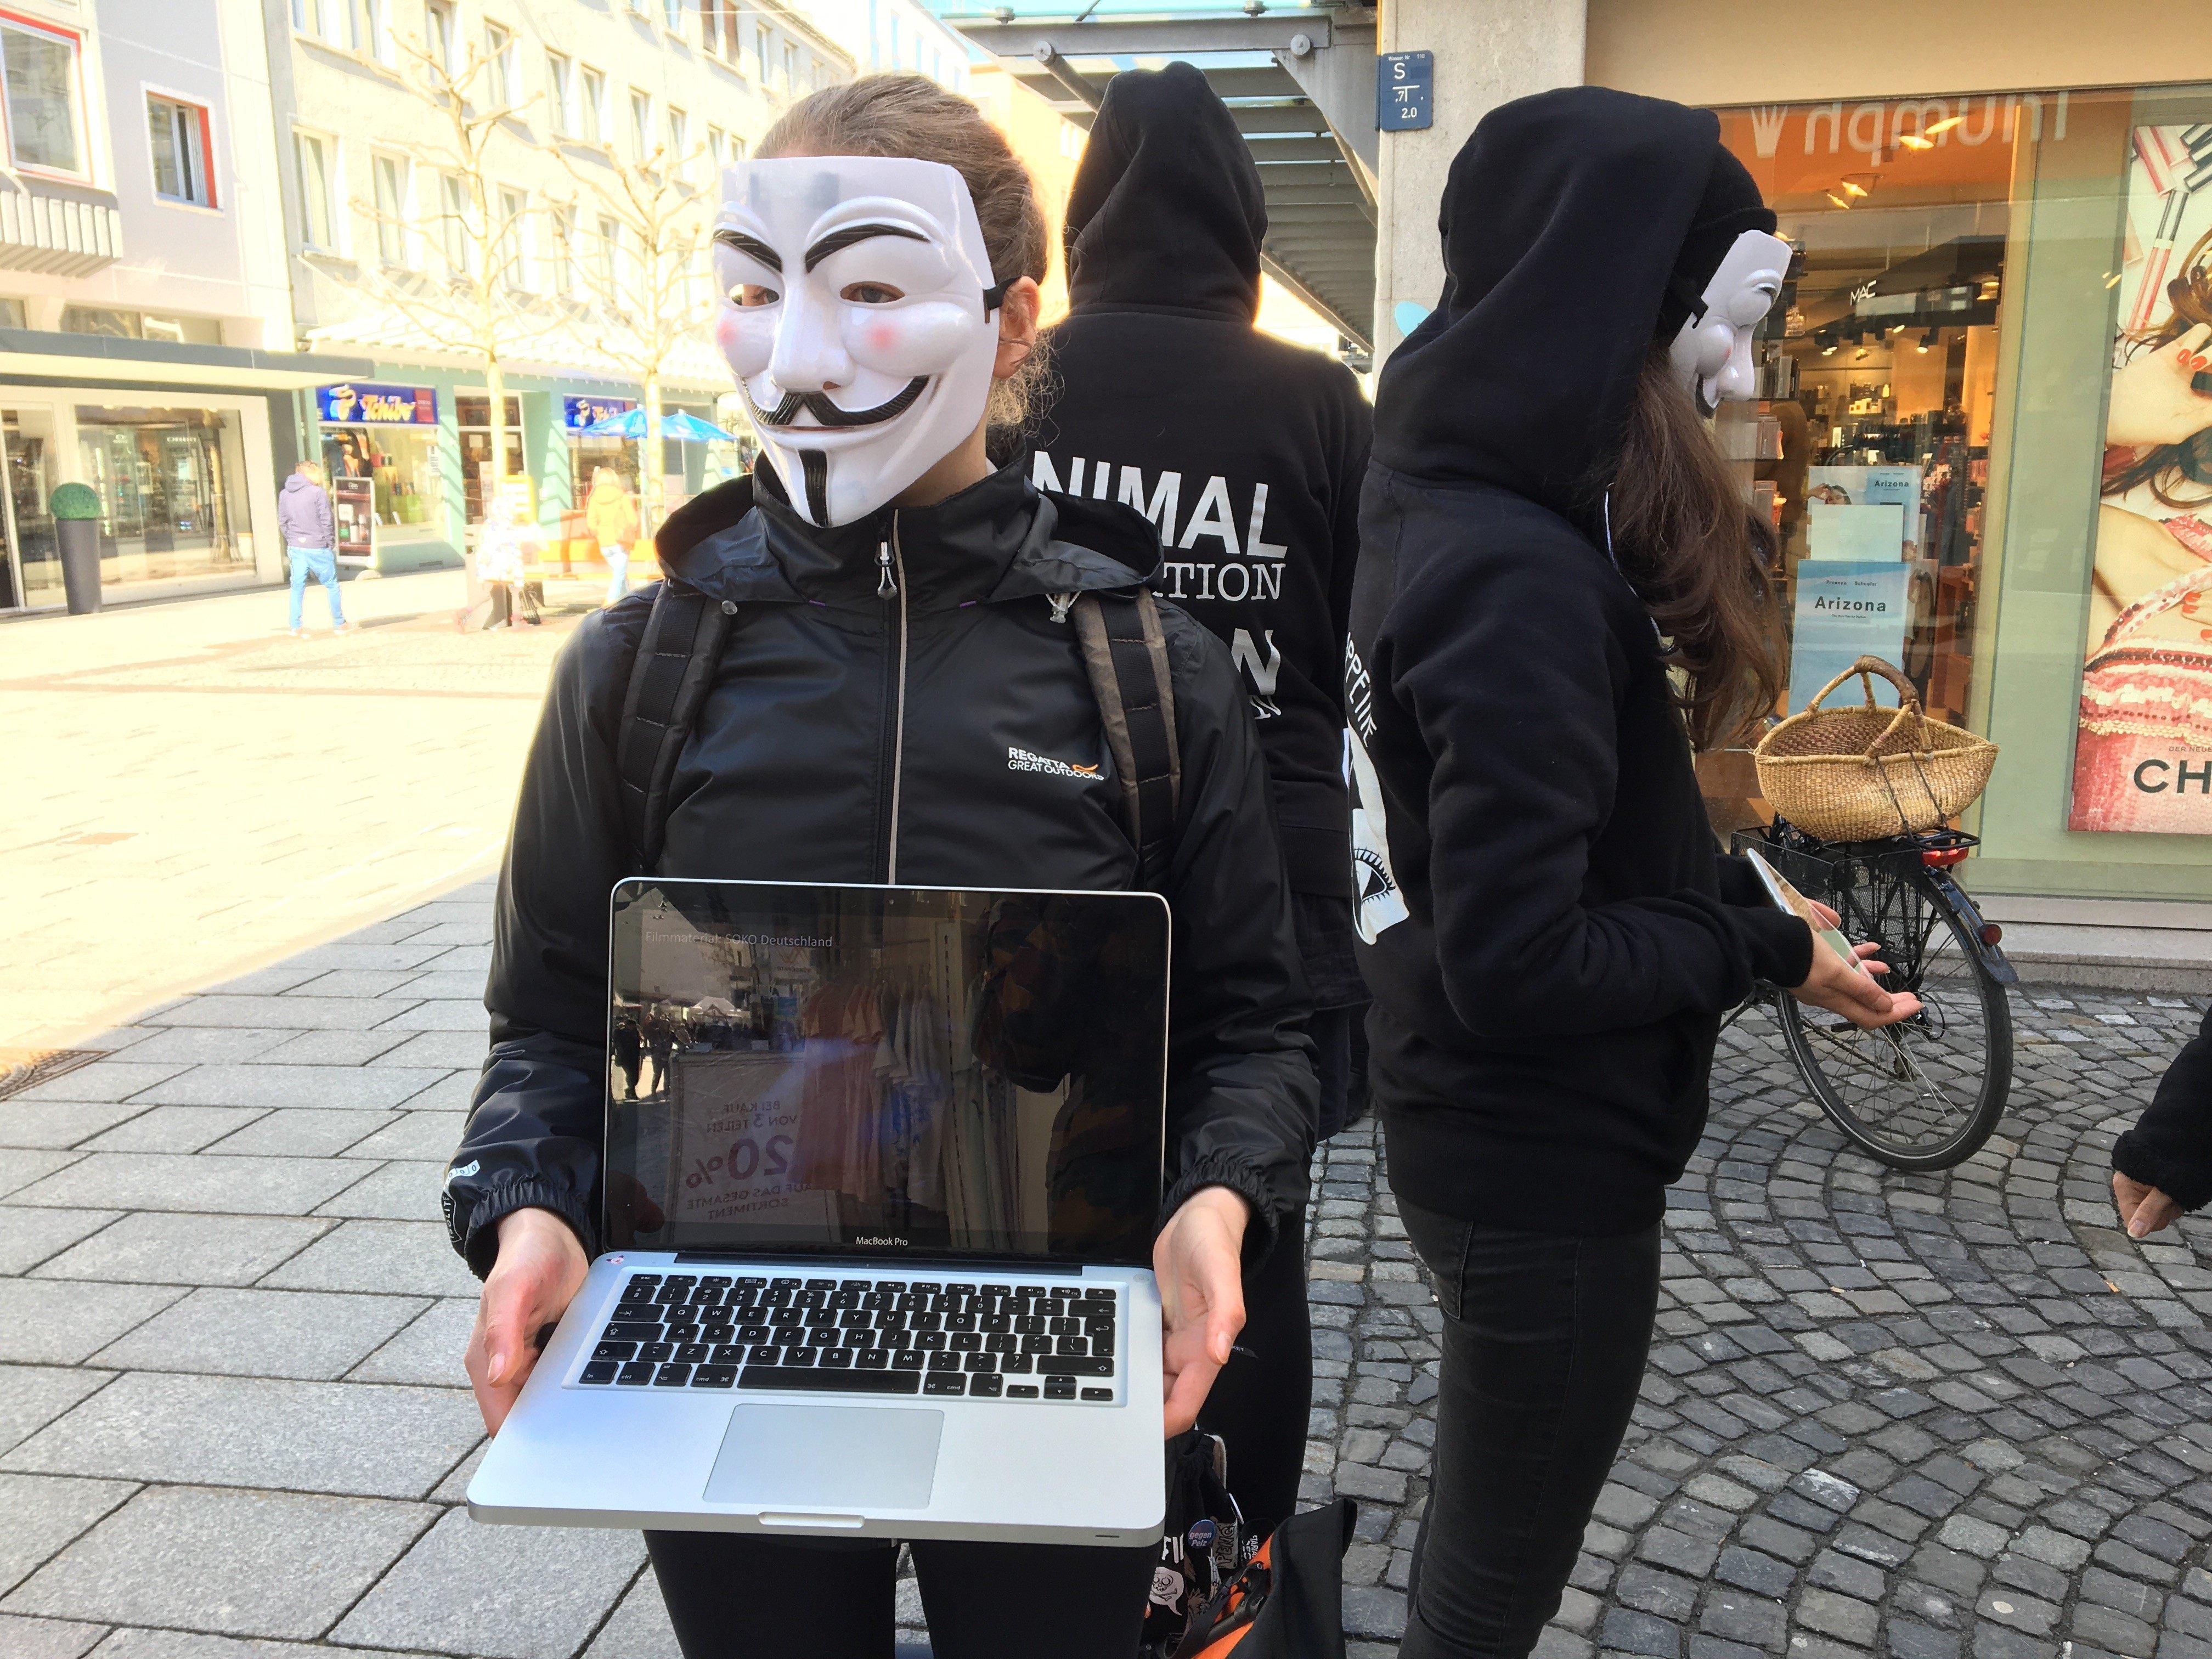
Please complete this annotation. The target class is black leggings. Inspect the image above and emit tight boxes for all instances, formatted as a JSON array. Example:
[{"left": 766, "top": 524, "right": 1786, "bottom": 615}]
[
  {"left": 1196, "top": 1205, "right": 1312, "bottom": 1540},
  {"left": 1397, "top": 1199, "right": 1661, "bottom": 1659}
]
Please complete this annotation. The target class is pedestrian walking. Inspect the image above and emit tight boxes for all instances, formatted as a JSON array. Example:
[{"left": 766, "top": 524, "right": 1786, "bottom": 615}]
[
  {"left": 443, "top": 74, "right": 1316, "bottom": 1659},
  {"left": 2113, "top": 1011, "right": 2212, "bottom": 1236},
  {"left": 1345, "top": 87, "right": 1918, "bottom": 1659},
  {"left": 276, "top": 460, "right": 348, "bottom": 636},
  {"left": 1034, "top": 60, "right": 1369, "bottom": 1542},
  {"left": 475, "top": 493, "right": 539, "bottom": 629},
  {"left": 585, "top": 466, "right": 641, "bottom": 606}
]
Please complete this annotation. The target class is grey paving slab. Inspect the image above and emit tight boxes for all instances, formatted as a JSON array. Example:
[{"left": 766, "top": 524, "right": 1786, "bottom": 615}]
[
  {"left": 332, "top": 1506, "right": 645, "bottom": 1659},
  {"left": 373, "top": 1000, "right": 489, "bottom": 1033},
  {"left": 0, "top": 1368, "right": 115, "bottom": 1457},
  {"left": 0, "top": 1104, "right": 156, "bottom": 1151},
  {"left": 259, "top": 1219, "right": 478, "bottom": 1297},
  {"left": 206, "top": 966, "right": 326, "bottom": 996},
  {"left": 0, "top": 1208, "right": 121, "bottom": 1276},
  {"left": 0, "top": 1612, "right": 108, "bottom": 1658},
  {"left": 202, "top": 1109, "right": 399, "bottom": 1158},
  {"left": 367, "top": 1030, "right": 486, "bottom": 1070},
  {"left": 278, "top": 940, "right": 449, "bottom": 972},
  {"left": 349, "top": 1297, "right": 477, "bottom": 1389},
  {"left": 8, "top": 1153, "right": 372, "bottom": 1216},
  {"left": 86, "top": 1632, "right": 431, "bottom": 1659},
  {"left": 382, "top": 1070, "right": 477, "bottom": 1111},
  {"left": 104, "top": 1030, "right": 301, "bottom": 1065},
  {"left": 0, "top": 1485, "right": 432, "bottom": 1639},
  {"left": 0, "top": 1152, "right": 83, "bottom": 1199},
  {"left": 133, "top": 1066, "right": 452, "bottom": 1112},
  {"left": 144, "top": 997, "right": 413, "bottom": 1031},
  {"left": 0, "top": 1281, "right": 182, "bottom": 1364},
  {"left": 77, "top": 1107, "right": 267, "bottom": 1154},
  {"left": 584, "top": 1576, "right": 679, "bottom": 1659},
  {"left": 423, "top": 943, "right": 493, "bottom": 976},
  {"left": 392, "top": 919, "right": 494, "bottom": 946},
  {"left": 0, "top": 1372, "right": 483, "bottom": 1499},
  {"left": 340, "top": 1110, "right": 466, "bottom": 1162},
  {"left": 0, "top": 1474, "right": 138, "bottom": 1596},
  {"left": 252, "top": 1029, "right": 416, "bottom": 1065},
  {"left": 283, "top": 970, "right": 426, "bottom": 998},
  {"left": 88, "top": 1288, "right": 428, "bottom": 1381},
  {"left": 13, "top": 1063, "right": 191, "bottom": 1104},
  {"left": 313, "top": 1161, "right": 444, "bottom": 1221},
  {"left": 428, "top": 1435, "right": 487, "bottom": 1503},
  {"left": 393, "top": 970, "right": 493, "bottom": 1001},
  {"left": 29, "top": 1213, "right": 331, "bottom": 1287}
]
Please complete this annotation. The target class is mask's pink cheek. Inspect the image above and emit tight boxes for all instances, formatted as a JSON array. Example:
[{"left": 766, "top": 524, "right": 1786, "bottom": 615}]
[
  {"left": 867, "top": 323, "right": 899, "bottom": 353},
  {"left": 716, "top": 310, "right": 773, "bottom": 377}
]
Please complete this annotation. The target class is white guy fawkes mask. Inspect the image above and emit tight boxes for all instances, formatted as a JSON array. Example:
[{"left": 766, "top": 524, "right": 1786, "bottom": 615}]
[
  {"left": 1667, "top": 229, "right": 1790, "bottom": 417},
  {"left": 712, "top": 156, "right": 1006, "bottom": 528}
]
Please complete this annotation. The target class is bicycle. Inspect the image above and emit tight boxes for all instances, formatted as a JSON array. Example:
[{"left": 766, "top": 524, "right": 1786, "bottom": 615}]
[{"left": 1730, "top": 818, "right": 2017, "bottom": 1170}]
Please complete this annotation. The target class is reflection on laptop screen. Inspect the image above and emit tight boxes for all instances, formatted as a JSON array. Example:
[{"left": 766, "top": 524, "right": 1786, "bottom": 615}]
[{"left": 605, "top": 881, "right": 1169, "bottom": 1266}]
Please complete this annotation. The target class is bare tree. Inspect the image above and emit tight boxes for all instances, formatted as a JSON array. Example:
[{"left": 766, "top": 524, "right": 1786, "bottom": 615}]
[{"left": 560, "top": 137, "right": 719, "bottom": 540}]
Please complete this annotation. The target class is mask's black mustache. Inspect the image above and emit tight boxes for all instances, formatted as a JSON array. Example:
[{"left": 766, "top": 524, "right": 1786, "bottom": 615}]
[{"left": 747, "top": 377, "right": 929, "bottom": 429}]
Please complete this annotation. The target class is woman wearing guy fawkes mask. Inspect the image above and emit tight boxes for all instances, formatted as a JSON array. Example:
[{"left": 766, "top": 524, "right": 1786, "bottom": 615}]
[
  {"left": 1346, "top": 89, "right": 1919, "bottom": 1658},
  {"left": 441, "top": 76, "right": 1315, "bottom": 1658}
]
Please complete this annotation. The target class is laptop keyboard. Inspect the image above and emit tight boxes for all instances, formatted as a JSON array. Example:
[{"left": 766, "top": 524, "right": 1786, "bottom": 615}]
[{"left": 573, "top": 1273, "right": 1121, "bottom": 1403}]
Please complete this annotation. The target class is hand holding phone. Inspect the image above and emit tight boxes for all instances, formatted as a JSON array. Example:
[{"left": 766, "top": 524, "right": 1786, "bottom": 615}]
[{"left": 1741, "top": 848, "right": 1921, "bottom": 1028}]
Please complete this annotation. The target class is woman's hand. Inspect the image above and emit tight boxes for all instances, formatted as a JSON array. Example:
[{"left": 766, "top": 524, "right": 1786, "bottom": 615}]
[
  {"left": 2105, "top": 322, "right": 2212, "bottom": 449},
  {"left": 1787, "top": 901, "right": 1922, "bottom": 1029},
  {"left": 465, "top": 1207, "right": 589, "bottom": 1432},
  {"left": 1153, "top": 1185, "right": 1249, "bottom": 1437},
  {"left": 2113, "top": 1172, "right": 2183, "bottom": 1238}
]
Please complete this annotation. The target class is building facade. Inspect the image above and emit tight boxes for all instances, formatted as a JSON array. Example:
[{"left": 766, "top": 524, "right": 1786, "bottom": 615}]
[{"left": 0, "top": 0, "right": 360, "bottom": 613}]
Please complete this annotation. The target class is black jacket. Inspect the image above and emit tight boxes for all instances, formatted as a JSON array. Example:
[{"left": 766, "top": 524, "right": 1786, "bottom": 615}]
[
  {"left": 1037, "top": 63, "right": 1371, "bottom": 901},
  {"left": 446, "top": 460, "right": 1317, "bottom": 1276},
  {"left": 1347, "top": 88, "right": 1812, "bottom": 1237},
  {"left": 2114, "top": 1008, "right": 2212, "bottom": 1212}
]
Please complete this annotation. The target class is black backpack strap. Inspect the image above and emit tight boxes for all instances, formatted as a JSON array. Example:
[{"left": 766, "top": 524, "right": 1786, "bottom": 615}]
[
  {"left": 615, "top": 582, "right": 735, "bottom": 870},
  {"left": 1070, "top": 589, "right": 1182, "bottom": 881}
]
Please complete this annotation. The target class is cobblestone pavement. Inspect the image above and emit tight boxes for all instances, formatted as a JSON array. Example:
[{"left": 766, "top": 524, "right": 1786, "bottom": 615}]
[
  {"left": 2, "top": 879, "right": 2208, "bottom": 1659},
  {"left": 0, "top": 571, "right": 598, "bottom": 1052}
]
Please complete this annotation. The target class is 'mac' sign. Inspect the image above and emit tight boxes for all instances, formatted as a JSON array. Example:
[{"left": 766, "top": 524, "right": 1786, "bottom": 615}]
[{"left": 318, "top": 382, "right": 437, "bottom": 425}]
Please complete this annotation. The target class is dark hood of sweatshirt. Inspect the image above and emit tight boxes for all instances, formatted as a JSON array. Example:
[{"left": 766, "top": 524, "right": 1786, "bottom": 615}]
[
  {"left": 1372, "top": 87, "right": 1759, "bottom": 531},
  {"left": 1063, "top": 62, "right": 1266, "bottom": 320}
]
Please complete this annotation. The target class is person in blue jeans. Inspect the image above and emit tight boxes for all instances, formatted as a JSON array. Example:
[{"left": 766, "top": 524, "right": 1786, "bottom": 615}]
[{"left": 277, "top": 461, "right": 349, "bottom": 636}]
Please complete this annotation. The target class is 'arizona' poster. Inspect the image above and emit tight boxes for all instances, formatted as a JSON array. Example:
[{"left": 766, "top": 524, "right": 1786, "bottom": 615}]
[{"left": 2070, "top": 124, "right": 2212, "bottom": 832}]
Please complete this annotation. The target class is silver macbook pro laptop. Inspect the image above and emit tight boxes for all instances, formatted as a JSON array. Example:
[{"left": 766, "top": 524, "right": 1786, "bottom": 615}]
[{"left": 467, "top": 878, "right": 1170, "bottom": 1545}]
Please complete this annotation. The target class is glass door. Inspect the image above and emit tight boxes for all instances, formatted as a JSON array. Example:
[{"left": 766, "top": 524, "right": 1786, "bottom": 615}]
[{"left": 0, "top": 407, "right": 63, "bottom": 610}]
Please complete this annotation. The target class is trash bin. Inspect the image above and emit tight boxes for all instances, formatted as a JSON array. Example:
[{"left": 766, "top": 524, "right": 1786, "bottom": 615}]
[{"left": 50, "top": 483, "right": 102, "bottom": 615}]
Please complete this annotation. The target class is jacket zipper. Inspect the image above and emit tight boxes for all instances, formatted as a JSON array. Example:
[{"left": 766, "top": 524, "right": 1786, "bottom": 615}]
[{"left": 878, "top": 517, "right": 910, "bottom": 883}]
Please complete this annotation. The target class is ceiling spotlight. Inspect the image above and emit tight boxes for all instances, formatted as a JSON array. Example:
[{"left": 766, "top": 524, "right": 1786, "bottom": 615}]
[
  {"left": 1820, "top": 338, "right": 1839, "bottom": 356},
  {"left": 1896, "top": 133, "right": 1933, "bottom": 151},
  {"left": 1825, "top": 190, "right": 1854, "bottom": 211},
  {"left": 1840, "top": 180, "right": 1870, "bottom": 199},
  {"left": 1917, "top": 329, "right": 1937, "bottom": 353},
  {"left": 1925, "top": 114, "right": 1965, "bottom": 137},
  {"left": 1854, "top": 347, "right": 1871, "bottom": 361}
]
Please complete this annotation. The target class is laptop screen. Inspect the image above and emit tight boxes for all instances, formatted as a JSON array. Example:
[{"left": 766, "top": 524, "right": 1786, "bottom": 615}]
[{"left": 604, "top": 879, "right": 1169, "bottom": 1267}]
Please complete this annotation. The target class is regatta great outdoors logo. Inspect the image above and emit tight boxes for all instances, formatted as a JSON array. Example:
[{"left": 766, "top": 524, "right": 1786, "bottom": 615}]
[{"left": 1008, "top": 745, "right": 1102, "bottom": 782}]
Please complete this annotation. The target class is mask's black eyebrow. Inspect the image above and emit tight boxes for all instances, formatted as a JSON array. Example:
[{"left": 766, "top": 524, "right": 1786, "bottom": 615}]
[
  {"left": 804, "top": 222, "right": 927, "bottom": 272},
  {"left": 713, "top": 229, "right": 781, "bottom": 272}
]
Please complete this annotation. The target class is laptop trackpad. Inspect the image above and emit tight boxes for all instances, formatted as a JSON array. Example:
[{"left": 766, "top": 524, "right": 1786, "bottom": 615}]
[{"left": 704, "top": 1405, "right": 943, "bottom": 1511}]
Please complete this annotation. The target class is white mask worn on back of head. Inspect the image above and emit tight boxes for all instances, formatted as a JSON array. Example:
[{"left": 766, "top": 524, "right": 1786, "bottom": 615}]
[
  {"left": 1667, "top": 228, "right": 1791, "bottom": 418},
  {"left": 712, "top": 156, "right": 1005, "bottom": 528}
]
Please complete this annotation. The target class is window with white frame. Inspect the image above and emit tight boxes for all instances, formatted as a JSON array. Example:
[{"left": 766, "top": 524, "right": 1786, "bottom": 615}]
[
  {"left": 0, "top": 14, "right": 86, "bottom": 176},
  {"left": 496, "top": 186, "right": 528, "bottom": 289},
  {"left": 548, "top": 201, "right": 574, "bottom": 296},
  {"left": 667, "top": 107, "right": 687, "bottom": 179},
  {"left": 148, "top": 95, "right": 214, "bottom": 207},
  {"left": 594, "top": 213, "right": 622, "bottom": 306},
  {"left": 546, "top": 51, "right": 573, "bottom": 136},
  {"left": 363, "top": 0, "right": 395, "bottom": 64},
  {"left": 440, "top": 172, "right": 470, "bottom": 274},
  {"left": 423, "top": 0, "right": 454, "bottom": 73},
  {"left": 295, "top": 129, "right": 337, "bottom": 250},
  {"left": 372, "top": 153, "right": 408, "bottom": 265},
  {"left": 580, "top": 66, "right": 606, "bottom": 143},
  {"left": 661, "top": 0, "right": 681, "bottom": 34},
  {"left": 706, "top": 124, "right": 726, "bottom": 173},
  {"left": 781, "top": 42, "right": 796, "bottom": 95},
  {"left": 629, "top": 87, "right": 650, "bottom": 158},
  {"left": 291, "top": 0, "right": 338, "bottom": 45},
  {"left": 484, "top": 22, "right": 514, "bottom": 108},
  {"left": 754, "top": 25, "right": 769, "bottom": 87}
]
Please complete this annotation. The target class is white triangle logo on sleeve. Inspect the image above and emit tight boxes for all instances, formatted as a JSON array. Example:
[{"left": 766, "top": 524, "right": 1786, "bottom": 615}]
[{"left": 1347, "top": 725, "right": 1408, "bottom": 944}]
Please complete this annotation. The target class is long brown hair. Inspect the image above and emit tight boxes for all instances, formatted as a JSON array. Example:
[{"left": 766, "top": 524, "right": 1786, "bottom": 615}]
[
  {"left": 1604, "top": 345, "right": 1784, "bottom": 750},
  {"left": 758, "top": 75, "right": 1052, "bottom": 450},
  {"left": 2107, "top": 223, "right": 2212, "bottom": 510}
]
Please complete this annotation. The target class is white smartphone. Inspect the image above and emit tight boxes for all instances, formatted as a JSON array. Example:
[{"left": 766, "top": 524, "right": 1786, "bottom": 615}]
[{"left": 1741, "top": 847, "right": 1865, "bottom": 976}]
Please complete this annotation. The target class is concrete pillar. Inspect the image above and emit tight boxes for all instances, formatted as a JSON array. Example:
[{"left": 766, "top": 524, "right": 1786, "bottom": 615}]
[{"left": 1372, "top": 0, "right": 1587, "bottom": 368}]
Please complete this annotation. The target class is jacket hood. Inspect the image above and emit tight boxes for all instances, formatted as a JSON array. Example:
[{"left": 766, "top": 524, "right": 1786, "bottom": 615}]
[
  {"left": 280, "top": 474, "right": 320, "bottom": 495},
  {"left": 1064, "top": 63, "right": 1265, "bottom": 320},
  {"left": 1372, "top": 87, "right": 1768, "bottom": 528},
  {"left": 655, "top": 457, "right": 1163, "bottom": 610}
]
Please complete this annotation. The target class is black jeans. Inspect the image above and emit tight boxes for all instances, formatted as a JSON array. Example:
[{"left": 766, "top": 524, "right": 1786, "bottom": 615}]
[
  {"left": 1397, "top": 1199, "right": 1661, "bottom": 1659},
  {"left": 646, "top": 1532, "right": 1154, "bottom": 1658},
  {"left": 1196, "top": 1205, "right": 1312, "bottom": 1540}
]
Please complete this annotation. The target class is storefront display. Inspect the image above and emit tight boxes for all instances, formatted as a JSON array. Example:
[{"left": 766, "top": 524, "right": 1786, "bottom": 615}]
[
  {"left": 314, "top": 382, "right": 443, "bottom": 565},
  {"left": 457, "top": 394, "right": 523, "bottom": 524},
  {"left": 73, "top": 405, "right": 250, "bottom": 589},
  {"left": 562, "top": 392, "right": 638, "bottom": 510}
]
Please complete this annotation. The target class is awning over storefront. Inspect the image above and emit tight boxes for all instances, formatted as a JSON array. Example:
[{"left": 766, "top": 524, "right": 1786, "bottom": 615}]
[{"left": 0, "top": 329, "right": 376, "bottom": 391}]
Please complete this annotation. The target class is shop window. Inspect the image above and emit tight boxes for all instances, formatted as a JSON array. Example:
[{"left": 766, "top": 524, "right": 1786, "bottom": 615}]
[
  {"left": 456, "top": 394, "right": 524, "bottom": 524},
  {"left": 61, "top": 306, "right": 221, "bottom": 344},
  {"left": 1, "top": 14, "right": 86, "bottom": 177},
  {"left": 148, "top": 95, "right": 213, "bottom": 208},
  {"left": 295, "top": 129, "right": 337, "bottom": 251},
  {"left": 373, "top": 153, "right": 407, "bottom": 266},
  {"left": 72, "top": 405, "right": 251, "bottom": 589},
  {"left": 320, "top": 418, "right": 443, "bottom": 543},
  {"left": 580, "top": 66, "right": 606, "bottom": 144}
]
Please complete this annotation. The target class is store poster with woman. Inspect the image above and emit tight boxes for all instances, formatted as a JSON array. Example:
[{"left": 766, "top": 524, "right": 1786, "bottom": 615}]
[{"left": 2072, "top": 123, "right": 2212, "bottom": 832}]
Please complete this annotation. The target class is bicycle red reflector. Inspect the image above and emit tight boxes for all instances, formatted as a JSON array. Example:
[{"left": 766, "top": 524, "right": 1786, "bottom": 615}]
[
  {"left": 1921, "top": 847, "right": 1970, "bottom": 868},
  {"left": 1980, "top": 923, "right": 2003, "bottom": 945}
]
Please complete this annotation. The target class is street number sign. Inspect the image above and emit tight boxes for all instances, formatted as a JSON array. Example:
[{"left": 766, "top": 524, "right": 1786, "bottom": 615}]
[{"left": 1377, "top": 51, "right": 1432, "bottom": 131}]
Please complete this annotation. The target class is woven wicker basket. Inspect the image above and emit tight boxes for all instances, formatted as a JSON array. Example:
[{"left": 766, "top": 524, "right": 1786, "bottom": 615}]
[{"left": 1754, "top": 657, "right": 1997, "bottom": 841}]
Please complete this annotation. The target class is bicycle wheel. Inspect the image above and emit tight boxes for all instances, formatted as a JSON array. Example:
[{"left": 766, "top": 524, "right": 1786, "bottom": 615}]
[{"left": 1778, "top": 863, "right": 2012, "bottom": 1170}]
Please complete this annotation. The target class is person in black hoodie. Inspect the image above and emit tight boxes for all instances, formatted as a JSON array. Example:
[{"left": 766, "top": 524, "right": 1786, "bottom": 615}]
[
  {"left": 1347, "top": 87, "right": 1915, "bottom": 1658},
  {"left": 1035, "top": 61, "right": 1372, "bottom": 1540},
  {"left": 446, "top": 77, "right": 1315, "bottom": 1659}
]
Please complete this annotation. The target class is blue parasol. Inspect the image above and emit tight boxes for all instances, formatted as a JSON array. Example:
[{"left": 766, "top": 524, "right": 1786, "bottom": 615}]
[{"left": 578, "top": 408, "right": 737, "bottom": 441}]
